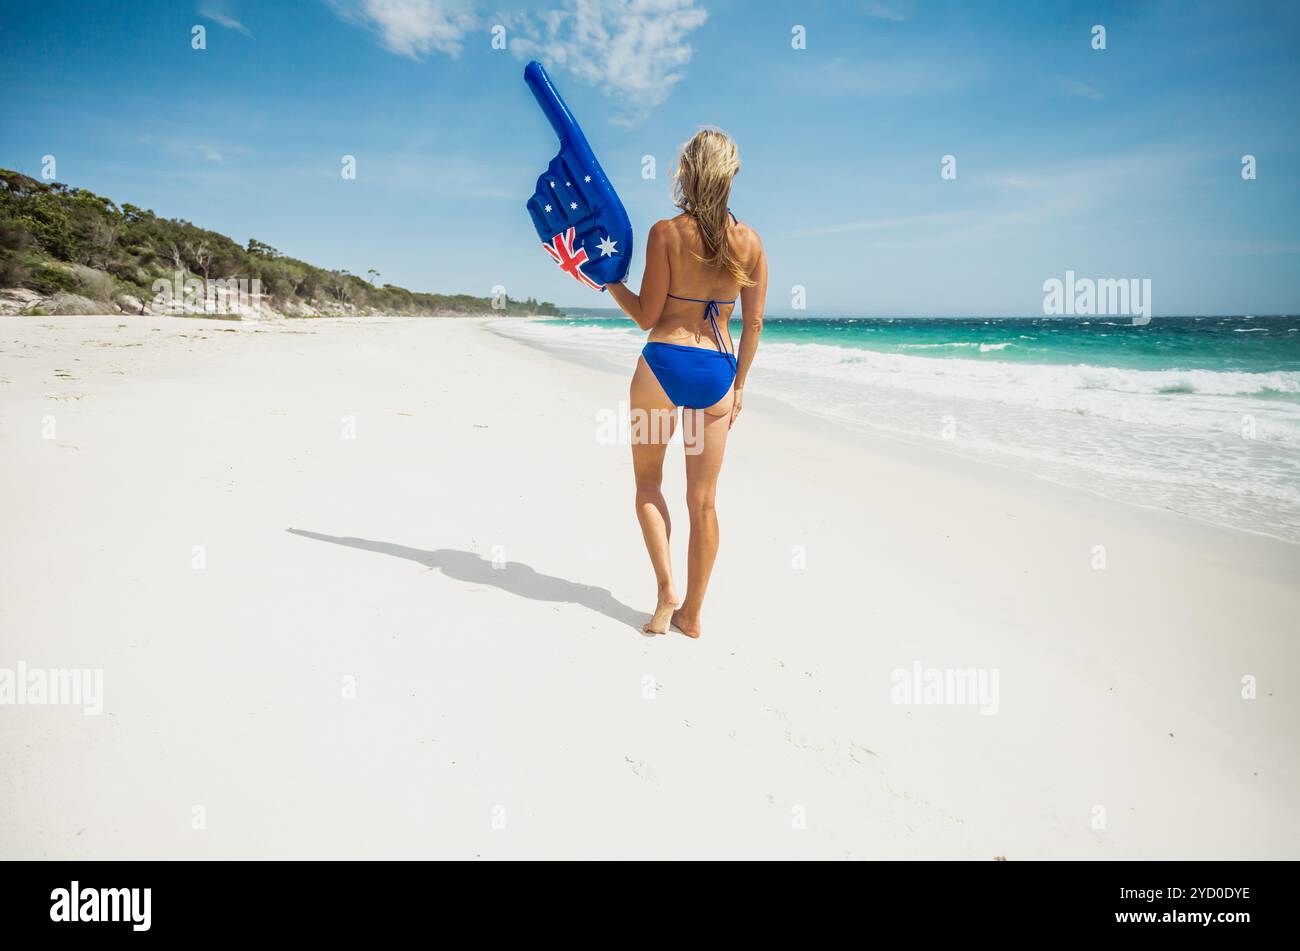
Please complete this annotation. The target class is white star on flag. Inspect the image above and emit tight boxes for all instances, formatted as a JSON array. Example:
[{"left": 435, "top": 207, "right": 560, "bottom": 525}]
[
  {"left": 597, "top": 236, "right": 618, "bottom": 257},
  {"left": 584, "top": 175, "right": 591, "bottom": 183},
  {"left": 569, "top": 202, "right": 577, "bottom": 210},
  {"left": 544, "top": 204, "right": 552, "bottom": 213}
]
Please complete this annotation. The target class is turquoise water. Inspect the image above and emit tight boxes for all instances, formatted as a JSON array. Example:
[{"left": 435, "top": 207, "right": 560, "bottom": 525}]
[
  {"left": 553, "top": 312, "right": 1300, "bottom": 376},
  {"left": 496, "top": 313, "right": 1300, "bottom": 543}
]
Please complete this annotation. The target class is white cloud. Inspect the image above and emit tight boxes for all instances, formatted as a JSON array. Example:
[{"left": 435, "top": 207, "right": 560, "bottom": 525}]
[
  {"left": 330, "top": 0, "right": 477, "bottom": 58},
  {"left": 863, "top": 0, "right": 909, "bottom": 21},
  {"left": 785, "top": 211, "right": 963, "bottom": 239},
  {"left": 1059, "top": 78, "right": 1105, "bottom": 100},
  {"left": 198, "top": 0, "right": 252, "bottom": 35},
  {"left": 509, "top": 0, "right": 709, "bottom": 126},
  {"left": 795, "top": 55, "right": 988, "bottom": 98},
  {"left": 152, "top": 136, "right": 251, "bottom": 164},
  {"left": 328, "top": 0, "right": 706, "bottom": 123},
  {"left": 986, "top": 153, "right": 1185, "bottom": 195},
  {"left": 794, "top": 153, "right": 1202, "bottom": 250}
]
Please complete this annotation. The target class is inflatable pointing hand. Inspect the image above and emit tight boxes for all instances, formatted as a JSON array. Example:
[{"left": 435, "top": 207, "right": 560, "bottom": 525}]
[{"left": 524, "top": 61, "right": 632, "bottom": 290}]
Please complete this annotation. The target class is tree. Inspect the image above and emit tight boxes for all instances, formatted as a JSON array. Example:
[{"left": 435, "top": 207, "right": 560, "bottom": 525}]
[
  {"left": 185, "top": 239, "right": 212, "bottom": 280},
  {"left": 163, "top": 241, "right": 184, "bottom": 272},
  {"left": 85, "top": 216, "right": 120, "bottom": 268}
]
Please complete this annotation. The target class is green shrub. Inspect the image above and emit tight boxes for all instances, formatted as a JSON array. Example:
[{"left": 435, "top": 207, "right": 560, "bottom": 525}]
[
  {"left": 68, "top": 263, "right": 114, "bottom": 300},
  {"left": 0, "top": 255, "right": 30, "bottom": 287},
  {"left": 0, "top": 220, "right": 32, "bottom": 251},
  {"left": 27, "top": 262, "right": 80, "bottom": 294}
]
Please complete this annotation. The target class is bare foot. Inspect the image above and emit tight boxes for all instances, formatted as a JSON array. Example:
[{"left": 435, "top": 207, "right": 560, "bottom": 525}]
[
  {"left": 642, "top": 590, "right": 678, "bottom": 635},
  {"left": 670, "top": 608, "right": 702, "bottom": 639}
]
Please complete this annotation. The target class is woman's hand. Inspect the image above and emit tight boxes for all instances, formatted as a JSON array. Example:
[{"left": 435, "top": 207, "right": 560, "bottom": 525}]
[{"left": 729, "top": 385, "right": 744, "bottom": 429}]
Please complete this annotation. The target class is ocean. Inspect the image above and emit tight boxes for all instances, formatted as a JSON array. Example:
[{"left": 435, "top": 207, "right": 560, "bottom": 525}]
[{"left": 493, "top": 313, "right": 1300, "bottom": 544}]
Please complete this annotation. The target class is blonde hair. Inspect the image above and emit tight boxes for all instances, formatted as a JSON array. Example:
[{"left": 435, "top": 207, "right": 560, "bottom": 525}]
[{"left": 672, "top": 128, "right": 755, "bottom": 287}]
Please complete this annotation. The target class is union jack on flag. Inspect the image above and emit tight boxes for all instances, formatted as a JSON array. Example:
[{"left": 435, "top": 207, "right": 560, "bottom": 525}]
[{"left": 541, "top": 227, "right": 602, "bottom": 291}]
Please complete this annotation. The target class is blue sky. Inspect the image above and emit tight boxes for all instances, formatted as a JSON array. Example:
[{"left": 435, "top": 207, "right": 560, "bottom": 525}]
[{"left": 1, "top": 0, "right": 1298, "bottom": 315}]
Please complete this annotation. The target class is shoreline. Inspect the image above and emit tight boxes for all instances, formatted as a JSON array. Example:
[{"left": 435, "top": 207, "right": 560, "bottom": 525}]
[{"left": 487, "top": 316, "right": 1300, "bottom": 555}]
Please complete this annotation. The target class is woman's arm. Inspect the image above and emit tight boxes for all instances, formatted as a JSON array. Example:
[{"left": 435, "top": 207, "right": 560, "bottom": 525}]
[
  {"left": 606, "top": 221, "right": 670, "bottom": 331},
  {"left": 729, "top": 238, "right": 767, "bottom": 428},
  {"left": 733, "top": 238, "right": 767, "bottom": 390}
]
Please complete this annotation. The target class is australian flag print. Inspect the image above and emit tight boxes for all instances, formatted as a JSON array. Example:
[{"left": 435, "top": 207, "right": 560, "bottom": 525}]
[{"left": 524, "top": 60, "right": 632, "bottom": 290}]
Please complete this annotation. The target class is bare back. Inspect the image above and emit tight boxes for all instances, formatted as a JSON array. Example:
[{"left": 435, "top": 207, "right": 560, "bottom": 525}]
[{"left": 646, "top": 214, "right": 764, "bottom": 351}]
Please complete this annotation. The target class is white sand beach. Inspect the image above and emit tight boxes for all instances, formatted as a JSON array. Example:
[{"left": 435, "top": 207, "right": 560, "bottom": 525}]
[{"left": 1, "top": 314, "right": 1297, "bottom": 859}]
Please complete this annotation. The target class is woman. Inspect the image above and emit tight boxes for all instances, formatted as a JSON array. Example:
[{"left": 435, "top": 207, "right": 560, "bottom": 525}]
[{"left": 607, "top": 128, "right": 768, "bottom": 639}]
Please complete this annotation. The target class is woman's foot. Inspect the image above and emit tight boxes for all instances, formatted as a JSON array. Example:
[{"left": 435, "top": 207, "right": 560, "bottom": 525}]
[
  {"left": 670, "top": 607, "right": 702, "bottom": 639},
  {"left": 642, "top": 588, "right": 678, "bottom": 635}
]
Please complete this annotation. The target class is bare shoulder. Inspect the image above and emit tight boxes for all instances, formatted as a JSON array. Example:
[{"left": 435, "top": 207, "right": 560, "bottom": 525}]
[
  {"left": 731, "top": 220, "right": 764, "bottom": 262},
  {"left": 658, "top": 215, "right": 695, "bottom": 236},
  {"left": 648, "top": 217, "right": 682, "bottom": 247}
]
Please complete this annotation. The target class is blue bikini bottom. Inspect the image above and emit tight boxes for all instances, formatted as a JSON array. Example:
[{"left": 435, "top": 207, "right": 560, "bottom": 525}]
[{"left": 641, "top": 342, "right": 737, "bottom": 410}]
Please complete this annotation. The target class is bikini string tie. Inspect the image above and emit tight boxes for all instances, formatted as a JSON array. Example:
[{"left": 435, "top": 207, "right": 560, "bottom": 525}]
[{"left": 704, "top": 299, "right": 737, "bottom": 372}]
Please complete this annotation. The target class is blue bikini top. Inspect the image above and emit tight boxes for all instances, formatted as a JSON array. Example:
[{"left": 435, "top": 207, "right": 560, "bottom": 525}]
[{"left": 664, "top": 294, "right": 736, "bottom": 370}]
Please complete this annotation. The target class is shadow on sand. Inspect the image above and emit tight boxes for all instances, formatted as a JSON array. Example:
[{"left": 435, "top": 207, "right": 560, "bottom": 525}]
[{"left": 288, "top": 529, "right": 647, "bottom": 632}]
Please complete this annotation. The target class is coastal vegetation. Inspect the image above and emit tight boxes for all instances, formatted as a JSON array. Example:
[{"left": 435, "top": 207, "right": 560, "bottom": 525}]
[{"left": 0, "top": 169, "right": 561, "bottom": 318}]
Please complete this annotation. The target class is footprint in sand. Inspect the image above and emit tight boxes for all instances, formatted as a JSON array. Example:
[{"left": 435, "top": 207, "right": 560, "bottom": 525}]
[{"left": 623, "top": 756, "right": 657, "bottom": 782}]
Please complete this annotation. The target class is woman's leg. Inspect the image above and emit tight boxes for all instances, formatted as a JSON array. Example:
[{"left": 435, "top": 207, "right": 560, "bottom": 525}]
[
  {"left": 630, "top": 356, "right": 678, "bottom": 634},
  {"left": 673, "top": 389, "right": 733, "bottom": 638}
]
